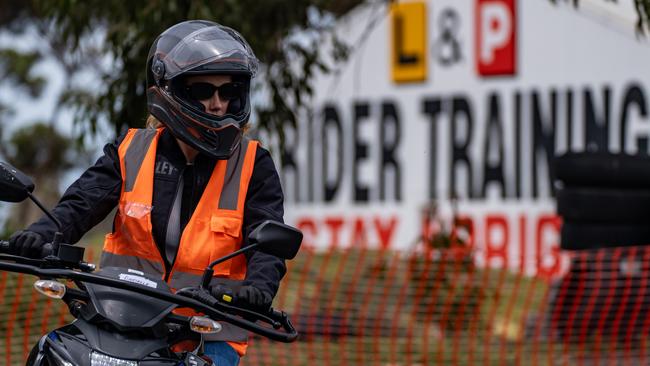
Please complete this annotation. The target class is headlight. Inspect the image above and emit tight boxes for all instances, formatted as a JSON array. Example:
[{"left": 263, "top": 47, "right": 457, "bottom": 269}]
[{"left": 90, "top": 351, "right": 138, "bottom": 366}]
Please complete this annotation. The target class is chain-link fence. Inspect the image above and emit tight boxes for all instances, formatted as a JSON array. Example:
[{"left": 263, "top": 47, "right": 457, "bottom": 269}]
[{"left": 1, "top": 245, "right": 650, "bottom": 365}]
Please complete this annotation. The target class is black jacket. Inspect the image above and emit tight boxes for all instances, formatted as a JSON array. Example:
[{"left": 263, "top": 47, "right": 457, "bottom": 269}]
[{"left": 28, "top": 128, "right": 286, "bottom": 296}]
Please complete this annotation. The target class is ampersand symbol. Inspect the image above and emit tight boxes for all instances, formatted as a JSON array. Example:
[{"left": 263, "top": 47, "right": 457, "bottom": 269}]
[{"left": 435, "top": 8, "right": 462, "bottom": 66}]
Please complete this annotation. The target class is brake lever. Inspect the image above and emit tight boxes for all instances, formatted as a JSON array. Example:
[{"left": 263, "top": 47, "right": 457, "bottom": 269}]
[
  {"left": 176, "top": 287, "right": 282, "bottom": 329},
  {"left": 213, "top": 301, "right": 281, "bottom": 329}
]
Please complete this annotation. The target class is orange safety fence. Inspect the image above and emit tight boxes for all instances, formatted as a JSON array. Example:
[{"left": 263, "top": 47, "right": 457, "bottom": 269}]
[{"left": 1, "top": 245, "right": 650, "bottom": 365}]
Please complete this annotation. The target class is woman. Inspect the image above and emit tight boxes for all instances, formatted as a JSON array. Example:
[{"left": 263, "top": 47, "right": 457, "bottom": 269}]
[{"left": 9, "top": 20, "right": 285, "bottom": 365}]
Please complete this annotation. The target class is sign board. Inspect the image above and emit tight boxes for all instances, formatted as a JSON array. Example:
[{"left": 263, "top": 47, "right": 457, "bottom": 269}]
[{"left": 270, "top": 0, "right": 650, "bottom": 278}]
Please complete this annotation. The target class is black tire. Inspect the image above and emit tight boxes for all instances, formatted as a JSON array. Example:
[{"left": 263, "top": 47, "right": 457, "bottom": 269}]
[
  {"left": 549, "top": 248, "right": 650, "bottom": 341},
  {"left": 561, "top": 222, "right": 650, "bottom": 250},
  {"left": 556, "top": 187, "right": 650, "bottom": 223},
  {"left": 554, "top": 152, "right": 650, "bottom": 188}
]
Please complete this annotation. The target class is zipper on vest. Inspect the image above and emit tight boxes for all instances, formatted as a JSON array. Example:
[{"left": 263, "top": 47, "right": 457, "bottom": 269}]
[
  {"left": 163, "top": 261, "right": 171, "bottom": 282},
  {"left": 163, "top": 166, "right": 186, "bottom": 282}
]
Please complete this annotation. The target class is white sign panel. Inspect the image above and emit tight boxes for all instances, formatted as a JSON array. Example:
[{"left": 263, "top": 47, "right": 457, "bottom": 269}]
[{"left": 272, "top": 0, "right": 650, "bottom": 278}]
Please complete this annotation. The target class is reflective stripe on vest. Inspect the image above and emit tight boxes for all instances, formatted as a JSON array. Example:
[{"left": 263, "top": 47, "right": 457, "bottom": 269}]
[
  {"left": 101, "top": 128, "right": 258, "bottom": 343},
  {"left": 124, "top": 129, "right": 158, "bottom": 192},
  {"left": 100, "top": 251, "right": 165, "bottom": 274}
]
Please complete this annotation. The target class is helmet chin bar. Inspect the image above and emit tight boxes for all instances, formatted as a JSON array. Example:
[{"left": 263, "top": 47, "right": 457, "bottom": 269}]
[{"left": 148, "top": 87, "right": 243, "bottom": 160}]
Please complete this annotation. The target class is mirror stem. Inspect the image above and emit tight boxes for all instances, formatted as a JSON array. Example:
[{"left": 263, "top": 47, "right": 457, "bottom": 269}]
[
  {"left": 200, "top": 243, "right": 259, "bottom": 288},
  {"left": 27, "top": 192, "right": 62, "bottom": 230},
  {"left": 27, "top": 191, "right": 64, "bottom": 249}
]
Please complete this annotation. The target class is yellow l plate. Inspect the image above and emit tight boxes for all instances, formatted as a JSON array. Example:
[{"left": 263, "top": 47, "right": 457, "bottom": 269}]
[{"left": 390, "top": 1, "right": 428, "bottom": 83}]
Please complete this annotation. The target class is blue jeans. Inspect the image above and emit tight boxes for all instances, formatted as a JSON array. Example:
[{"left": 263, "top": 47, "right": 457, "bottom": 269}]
[{"left": 203, "top": 341, "right": 240, "bottom": 366}]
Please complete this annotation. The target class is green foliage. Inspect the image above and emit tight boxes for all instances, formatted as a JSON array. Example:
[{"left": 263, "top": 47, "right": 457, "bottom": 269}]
[
  {"left": 0, "top": 0, "right": 34, "bottom": 32},
  {"left": 4, "top": 123, "right": 74, "bottom": 176},
  {"left": 0, "top": 45, "right": 50, "bottom": 167},
  {"left": 635, "top": 0, "right": 650, "bottom": 34},
  {"left": 0, "top": 123, "right": 78, "bottom": 231},
  {"left": 0, "top": 102, "right": 12, "bottom": 141},
  {"left": 1, "top": 0, "right": 647, "bottom": 144},
  {"left": 0, "top": 49, "right": 46, "bottom": 98},
  {"left": 550, "top": 0, "right": 650, "bottom": 35},
  {"left": 0, "top": 0, "right": 365, "bottom": 230},
  {"left": 0, "top": 0, "right": 364, "bottom": 140}
]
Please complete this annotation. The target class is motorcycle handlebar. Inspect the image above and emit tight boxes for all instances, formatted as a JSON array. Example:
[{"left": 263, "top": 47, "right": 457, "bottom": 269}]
[
  {"left": 0, "top": 251, "right": 298, "bottom": 342},
  {"left": 0, "top": 240, "right": 54, "bottom": 258},
  {"left": 0, "top": 240, "right": 94, "bottom": 272}
]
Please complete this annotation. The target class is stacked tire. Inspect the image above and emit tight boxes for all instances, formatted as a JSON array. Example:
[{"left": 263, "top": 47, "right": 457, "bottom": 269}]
[
  {"left": 555, "top": 152, "right": 650, "bottom": 250},
  {"left": 551, "top": 152, "right": 650, "bottom": 343}
]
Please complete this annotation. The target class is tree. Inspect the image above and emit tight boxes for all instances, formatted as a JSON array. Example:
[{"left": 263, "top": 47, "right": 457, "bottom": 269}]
[
  {"left": 551, "top": 0, "right": 650, "bottom": 34},
  {"left": 1, "top": 123, "right": 77, "bottom": 231},
  {"left": 0, "top": 0, "right": 648, "bottom": 144},
  {"left": 0, "top": 0, "right": 364, "bottom": 142},
  {"left": 0, "top": 48, "right": 46, "bottom": 137}
]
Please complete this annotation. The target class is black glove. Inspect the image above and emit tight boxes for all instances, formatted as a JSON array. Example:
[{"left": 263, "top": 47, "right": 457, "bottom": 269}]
[
  {"left": 9, "top": 230, "right": 46, "bottom": 258},
  {"left": 210, "top": 284, "right": 235, "bottom": 304},
  {"left": 235, "top": 285, "right": 273, "bottom": 311}
]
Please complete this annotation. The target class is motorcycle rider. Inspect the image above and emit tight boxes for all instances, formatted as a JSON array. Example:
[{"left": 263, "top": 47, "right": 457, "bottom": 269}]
[{"left": 8, "top": 20, "right": 285, "bottom": 365}]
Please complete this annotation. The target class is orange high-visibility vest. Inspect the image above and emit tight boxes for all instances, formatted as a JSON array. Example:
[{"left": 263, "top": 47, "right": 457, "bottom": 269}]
[{"left": 100, "top": 128, "right": 258, "bottom": 355}]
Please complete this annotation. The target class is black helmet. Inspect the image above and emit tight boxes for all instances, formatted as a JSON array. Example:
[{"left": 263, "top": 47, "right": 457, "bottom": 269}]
[{"left": 146, "top": 20, "right": 259, "bottom": 159}]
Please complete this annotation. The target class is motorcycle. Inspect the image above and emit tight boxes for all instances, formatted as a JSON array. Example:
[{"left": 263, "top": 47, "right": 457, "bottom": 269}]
[{"left": 0, "top": 161, "right": 302, "bottom": 365}]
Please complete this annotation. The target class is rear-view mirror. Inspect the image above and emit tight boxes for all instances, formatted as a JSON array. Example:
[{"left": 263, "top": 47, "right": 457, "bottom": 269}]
[
  {"left": 249, "top": 220, "right": 302, "bottom": 260},
  {"left": 0, "top": 162, "right": 34, "bottom": 202}
]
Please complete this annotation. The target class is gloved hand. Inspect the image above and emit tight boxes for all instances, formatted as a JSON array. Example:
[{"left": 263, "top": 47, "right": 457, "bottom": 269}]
[
  {"left": 8, "top": 230, "right": 46, "bottom": 258},
  {"left": 235, "top": 285, "right": 273, "bottom": 312},
  {"left": 210, "top": 284, "right": 235, "bottom": 304}
]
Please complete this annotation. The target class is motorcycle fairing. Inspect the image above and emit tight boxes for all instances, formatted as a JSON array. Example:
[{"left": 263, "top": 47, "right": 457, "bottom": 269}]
[
  {"left": 29, "top": 321, "right": 181, "bottom": 365},
  {"left": 72, "top": 319, "right": 173, "bottom": 360},
  {"left": 80, "top": 267, "right": 177, "bottom": 334}
]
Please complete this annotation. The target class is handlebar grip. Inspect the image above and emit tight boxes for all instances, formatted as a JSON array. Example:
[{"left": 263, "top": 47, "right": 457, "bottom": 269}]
[
  {"left": 211, "top": 284, "right": 235, "bottom": 304},
  {"left": 0, "top": 237, "right": 53, "bottom": 258},
  {"left": 0, "top": 240, "right": 52, "bottom": 258}
]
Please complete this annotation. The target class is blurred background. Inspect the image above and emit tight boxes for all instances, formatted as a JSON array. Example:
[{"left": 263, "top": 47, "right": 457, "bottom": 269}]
[{"left": 1, "top": 0, "right": 650, "bottom": 364}]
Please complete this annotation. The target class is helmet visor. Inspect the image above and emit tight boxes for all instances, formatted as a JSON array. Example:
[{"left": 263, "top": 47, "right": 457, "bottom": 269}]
[{"left": 161, "top": 26, "right": 258, "bottom": 79}]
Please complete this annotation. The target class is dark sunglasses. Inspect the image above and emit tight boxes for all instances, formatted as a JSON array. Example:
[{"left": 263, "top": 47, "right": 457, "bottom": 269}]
[{"left": 185, "top": 82, "right": 243, "bottom": 101}]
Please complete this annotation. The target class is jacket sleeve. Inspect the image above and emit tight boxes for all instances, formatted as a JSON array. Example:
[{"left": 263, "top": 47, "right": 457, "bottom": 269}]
[
  {"left": 241, "top": 146, "right": 287, "bottom": 297},
  {"left": 27, "top": 133, "right": 126, "bottom": 244}
]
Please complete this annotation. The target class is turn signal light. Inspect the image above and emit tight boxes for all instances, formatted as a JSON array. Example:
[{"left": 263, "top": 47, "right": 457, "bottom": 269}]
[
  {"left": 190, "top": 316, "right": 222, "bottom": 334},
  {"left": 34, "top": 280, "right": 66, "bottom": 299}
]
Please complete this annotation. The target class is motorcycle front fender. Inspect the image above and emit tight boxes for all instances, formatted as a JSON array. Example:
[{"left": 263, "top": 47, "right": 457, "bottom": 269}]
[
  {"left": 26, "top": 335, "right": 47, "bottom": 366},
  {"left": 26, "top": 331, "right": 92, "bottom": 366}
]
